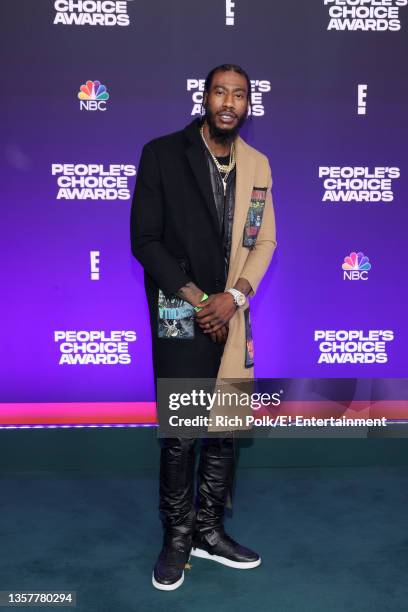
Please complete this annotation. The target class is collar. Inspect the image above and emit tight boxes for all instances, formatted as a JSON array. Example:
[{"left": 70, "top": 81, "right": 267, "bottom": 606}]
[{"left": 183, "top": 116, "right": 205, "bottom": 147}]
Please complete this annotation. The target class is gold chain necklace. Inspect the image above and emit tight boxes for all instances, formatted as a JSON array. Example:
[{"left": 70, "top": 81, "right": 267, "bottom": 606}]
[{"left": 200, "top": 125, "right": 236, "bottom": 194}]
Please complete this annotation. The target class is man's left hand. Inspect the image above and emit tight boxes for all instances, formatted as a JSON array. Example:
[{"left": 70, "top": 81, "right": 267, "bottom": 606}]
[{"left": 195, "top": 293, "right": 237, "bottom": 334}]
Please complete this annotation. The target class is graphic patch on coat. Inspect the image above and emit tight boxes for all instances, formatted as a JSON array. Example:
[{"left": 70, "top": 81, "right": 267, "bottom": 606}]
[
  {"left": 244, "top": 308, "right": 254, "bottom": 368},
  {"left": 243, "top": 186, "right": 267, "bottom": 248},
  {"left": 158, "top": 289, "right": 195, "bottom": 339}
]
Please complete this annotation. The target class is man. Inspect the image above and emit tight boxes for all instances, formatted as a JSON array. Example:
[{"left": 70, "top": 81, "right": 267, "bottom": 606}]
[{"left": 130, "top": 64, "right": 277, "bottom": 590}]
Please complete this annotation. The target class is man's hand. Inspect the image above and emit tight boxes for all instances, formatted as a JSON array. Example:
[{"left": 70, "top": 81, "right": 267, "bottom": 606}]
[
  {"left": 210, "top": 324, "right": 229, "bottom": 344},
  {"left": 196, "top": 293, "right": 237, "bottom": 334},
  {"left": 176, "top": 281, "right": 205, "bottom": 307}
]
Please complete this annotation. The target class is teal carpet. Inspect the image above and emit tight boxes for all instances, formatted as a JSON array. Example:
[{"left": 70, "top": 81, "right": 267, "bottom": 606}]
[{"left": 1, "top": 466, "right": 408, "bottom": 611}]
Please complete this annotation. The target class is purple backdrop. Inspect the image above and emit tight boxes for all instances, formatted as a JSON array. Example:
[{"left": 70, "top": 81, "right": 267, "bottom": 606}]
[{"left": 2, "top": 0, "right": 407, "bottom": 410}]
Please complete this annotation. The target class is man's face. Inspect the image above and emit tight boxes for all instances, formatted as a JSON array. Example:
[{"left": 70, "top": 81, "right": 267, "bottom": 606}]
[{"left": 203, "top": 70, "right": 249, "bottom": 141}]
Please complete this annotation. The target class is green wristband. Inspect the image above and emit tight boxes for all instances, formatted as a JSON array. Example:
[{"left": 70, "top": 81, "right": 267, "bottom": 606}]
[{"left": 194, "top": 292, "right": 208, "bottom": 312}]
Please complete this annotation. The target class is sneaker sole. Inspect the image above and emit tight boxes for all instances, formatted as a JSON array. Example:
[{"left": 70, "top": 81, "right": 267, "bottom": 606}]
[
  {"left": 191, "top": 547, "right": 261, "bottom": 569},
  {"left": 152, "top": 571, "right": 184, "bottom": 591}
]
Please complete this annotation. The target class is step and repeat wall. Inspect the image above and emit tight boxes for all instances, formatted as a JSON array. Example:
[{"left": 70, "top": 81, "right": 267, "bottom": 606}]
[{"left": 2, "top": 1, "right": 407, "bottom": 425}]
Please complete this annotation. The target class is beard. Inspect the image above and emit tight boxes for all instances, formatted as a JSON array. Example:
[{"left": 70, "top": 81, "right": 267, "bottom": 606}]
[{"left": 203, "top": 103, "right": 247, "bottom": 145}]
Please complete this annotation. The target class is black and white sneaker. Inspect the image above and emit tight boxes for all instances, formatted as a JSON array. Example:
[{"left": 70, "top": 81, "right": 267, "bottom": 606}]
[
  {"left": 191, "top": 528, "right": 261, "bottom": 569},
  {"left": 152, "top": 545, "right": 190, "bottom": 591}
]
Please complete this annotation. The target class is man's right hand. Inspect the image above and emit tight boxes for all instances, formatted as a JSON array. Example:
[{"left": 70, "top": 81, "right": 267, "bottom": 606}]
[{"left": 176, "top": 281, "right": 205, "bottom": 308}]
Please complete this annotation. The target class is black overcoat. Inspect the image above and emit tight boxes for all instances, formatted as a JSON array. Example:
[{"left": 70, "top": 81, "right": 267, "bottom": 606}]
[{"left": 130, "top": 118, "right": 227, "bottom": 379}]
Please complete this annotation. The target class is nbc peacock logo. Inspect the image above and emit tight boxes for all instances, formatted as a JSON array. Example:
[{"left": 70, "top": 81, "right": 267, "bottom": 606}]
[
  {"left": 342, "top": 251, "right": 371, "bottom": 281},
  {"left": 77, "top": 80, "right": 109, "bottom": 111}
]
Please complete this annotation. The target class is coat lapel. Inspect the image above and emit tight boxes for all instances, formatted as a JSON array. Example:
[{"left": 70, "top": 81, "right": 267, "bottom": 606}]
[
  {"left": 227, "top": 135, "right": 256, "bottom": 284},
  {"left": 183, "top": 119, "right": 256, "bottom": 260},
  {"left": 184, "top": 120, "right": 221, "bottom": 236}
]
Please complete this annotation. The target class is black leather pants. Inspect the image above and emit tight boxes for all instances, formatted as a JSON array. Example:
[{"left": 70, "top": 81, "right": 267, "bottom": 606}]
[
  {"left": 158, "top": 437, "right": 196, "bottom": 551},
  {"left": 159, "top": 435, "right": 236, "bottom": 542},
  {"left": 195, "top": 435, "right": 236, "bottom": 535}
]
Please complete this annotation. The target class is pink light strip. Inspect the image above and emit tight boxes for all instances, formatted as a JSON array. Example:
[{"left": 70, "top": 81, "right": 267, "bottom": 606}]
[
  {"left": 1, "top": 400, "right": 408, "bottom": 427},
  {"left": 0, "top": 402, "right": 157, "bottom": 425}
]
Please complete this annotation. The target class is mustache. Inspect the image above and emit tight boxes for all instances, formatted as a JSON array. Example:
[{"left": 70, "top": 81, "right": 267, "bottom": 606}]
[{"left": 216, "top": 111, "right": 238, "bottom": 118}]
